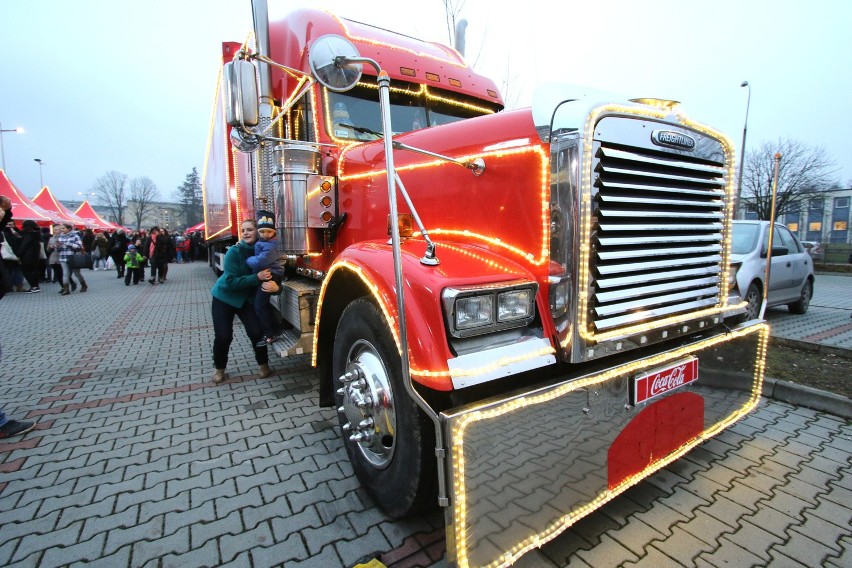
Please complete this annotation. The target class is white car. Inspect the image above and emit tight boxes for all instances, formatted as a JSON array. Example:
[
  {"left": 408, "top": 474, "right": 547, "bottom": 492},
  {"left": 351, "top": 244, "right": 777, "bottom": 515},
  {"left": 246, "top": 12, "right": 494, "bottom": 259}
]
[{"left": 730, "top": 221, "right": 815, "bottom": 320}]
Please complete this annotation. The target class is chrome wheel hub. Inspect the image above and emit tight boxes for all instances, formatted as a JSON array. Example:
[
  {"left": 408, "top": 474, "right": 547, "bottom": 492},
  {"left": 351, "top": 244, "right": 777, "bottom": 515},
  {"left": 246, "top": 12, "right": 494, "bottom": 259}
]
[{"left": 337, "top": 340, "right": 396, "bottom": 469}]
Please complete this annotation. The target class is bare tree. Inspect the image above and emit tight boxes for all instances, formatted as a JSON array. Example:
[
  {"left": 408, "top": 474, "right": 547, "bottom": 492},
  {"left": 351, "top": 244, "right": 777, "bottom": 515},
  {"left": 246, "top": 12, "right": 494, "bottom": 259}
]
[
  {"left": 740, "top": 138, "right": 839, "bottom": 220},
  {"left": 92, "top": 171, "right": 128, "bottom": 226},
  {"left": 443, "top": 0, "right": 466, "bottom": 47},
  {"left": 126, "top": 176, "right": 160, "bottom": 231}
]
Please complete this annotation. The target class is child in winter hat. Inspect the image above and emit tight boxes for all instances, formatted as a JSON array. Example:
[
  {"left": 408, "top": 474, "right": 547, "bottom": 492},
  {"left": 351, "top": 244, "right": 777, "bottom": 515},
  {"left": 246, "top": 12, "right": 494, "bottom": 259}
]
[{"left": 247, "top": 210, "right": 286, "bottom": 346}]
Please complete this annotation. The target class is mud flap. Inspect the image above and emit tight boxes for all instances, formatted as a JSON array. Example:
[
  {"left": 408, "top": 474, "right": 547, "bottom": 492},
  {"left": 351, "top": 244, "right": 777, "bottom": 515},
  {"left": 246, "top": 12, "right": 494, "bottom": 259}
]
[{"left": 441, "top": 322, "right": 768, "bottom": 568}]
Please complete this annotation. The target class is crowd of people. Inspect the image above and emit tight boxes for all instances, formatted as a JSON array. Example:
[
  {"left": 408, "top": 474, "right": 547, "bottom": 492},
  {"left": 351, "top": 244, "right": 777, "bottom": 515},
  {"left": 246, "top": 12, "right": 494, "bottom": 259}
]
[
  {"left": 0, "top": 217, "right": 206, "bottom": 295},
  {"left": 1, "top": 204, "right": 288, "bottom": 436}
]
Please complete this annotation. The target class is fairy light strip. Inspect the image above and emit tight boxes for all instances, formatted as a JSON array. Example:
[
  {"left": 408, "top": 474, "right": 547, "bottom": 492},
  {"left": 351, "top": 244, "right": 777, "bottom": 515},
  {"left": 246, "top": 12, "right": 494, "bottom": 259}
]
[
  {"left": 201, "top": 61, "right": 236, "bottom": 241},
  {"left": 319, "top": 82, "right": 496, "bottom": 145},
  {"left": 449, "top": 323, "right": 768, "bottom": 568},
  {"left": 339, "top": 146, "right": 551, "bottom": 266},
  {"left": 312, "top": 260, "right": 402, "bottom": 369},
  {"left": 432, "top": 242, "right": 520, "bottom": 275},
  {"left": 575, "top": 104, "right": 738, "bottom": 343}
]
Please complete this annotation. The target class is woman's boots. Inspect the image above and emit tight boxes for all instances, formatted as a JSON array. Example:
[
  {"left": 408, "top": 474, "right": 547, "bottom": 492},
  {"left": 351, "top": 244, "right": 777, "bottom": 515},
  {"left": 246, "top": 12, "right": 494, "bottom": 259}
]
[{"left": 59, "top": 285, "right": 70, "bottom": 296}]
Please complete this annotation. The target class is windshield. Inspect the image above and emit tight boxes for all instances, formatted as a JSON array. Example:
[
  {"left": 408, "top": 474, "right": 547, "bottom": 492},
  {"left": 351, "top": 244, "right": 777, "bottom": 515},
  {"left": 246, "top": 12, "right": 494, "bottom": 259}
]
[
  {"left": 323, "top": 80, "right": 499, "bottom": 141},
  {"left": 731, "top": 223, "right": 760, "bottom": 254}
]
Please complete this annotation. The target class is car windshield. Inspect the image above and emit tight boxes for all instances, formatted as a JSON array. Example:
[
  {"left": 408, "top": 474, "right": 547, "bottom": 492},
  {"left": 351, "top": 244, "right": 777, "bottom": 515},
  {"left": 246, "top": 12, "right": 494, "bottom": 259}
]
[
  {"left": 323, "top": 80, "right": 499, "bottom": 141},
  {"left": 731, "top": 223, "right": 760, "bottom": 254}
]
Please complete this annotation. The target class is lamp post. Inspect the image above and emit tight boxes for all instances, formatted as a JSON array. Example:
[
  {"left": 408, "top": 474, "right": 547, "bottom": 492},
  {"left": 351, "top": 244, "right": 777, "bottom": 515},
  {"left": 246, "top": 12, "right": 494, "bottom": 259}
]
[
  {"left": 736, "top": 81, "right": 751, "bottom": 219},
  {"left": 0, "top": 122, "right": 25, "bottom": 171},
  {"left": 34, "top": 158, "right": 44, "bottom": 189}
]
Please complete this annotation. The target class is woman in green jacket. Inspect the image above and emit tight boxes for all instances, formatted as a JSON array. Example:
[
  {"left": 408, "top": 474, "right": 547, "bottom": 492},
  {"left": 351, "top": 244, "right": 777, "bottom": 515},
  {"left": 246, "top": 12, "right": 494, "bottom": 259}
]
[{"left": 210, "top": 219, "right": 278, "bottom": 383}]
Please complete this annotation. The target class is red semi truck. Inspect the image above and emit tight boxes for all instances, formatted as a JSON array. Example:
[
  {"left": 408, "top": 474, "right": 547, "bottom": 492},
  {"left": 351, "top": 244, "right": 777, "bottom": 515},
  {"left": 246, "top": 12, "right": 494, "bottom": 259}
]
[{"left": 202, "top": 3, "right": 768, "bottom": 566}]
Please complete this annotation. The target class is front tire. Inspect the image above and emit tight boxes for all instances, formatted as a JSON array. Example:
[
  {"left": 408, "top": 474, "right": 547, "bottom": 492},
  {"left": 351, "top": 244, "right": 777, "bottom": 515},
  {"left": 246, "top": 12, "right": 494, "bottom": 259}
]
[
  {"left": 332, "top": 297, "right": 436, "bottom": 519},
  {"left": 788, "top": 279, "right": 813, "bottom": 314}
]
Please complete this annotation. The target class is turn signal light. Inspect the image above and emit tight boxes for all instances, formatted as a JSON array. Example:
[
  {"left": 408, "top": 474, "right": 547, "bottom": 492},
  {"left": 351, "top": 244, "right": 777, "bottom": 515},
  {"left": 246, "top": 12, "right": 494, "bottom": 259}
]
[
  {"left": 320, "top": 180, "right": 333, "bottom": 193},
  {"left": 387, "top": 214, "right": 414, "bottom": 238},
  {"left": 320, "top": 196, "right": 332, "bottom": 208}
]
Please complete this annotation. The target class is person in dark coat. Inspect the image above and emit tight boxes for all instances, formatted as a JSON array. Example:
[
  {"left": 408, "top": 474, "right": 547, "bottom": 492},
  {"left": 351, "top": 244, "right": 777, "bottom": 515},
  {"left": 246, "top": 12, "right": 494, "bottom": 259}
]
[
  {"left": 81, "top": 229, "right": 95, "bottom": 258},
  {"left": 144, "top": 227, "right": 169, "bottom": 284},
  {"left": 0, "top": 196, "right": 14, "bottom": 299},
  {"left": 16, "top": 220, "right": 43, "bottom": 293},
  {"left": 107, "top": 230, "right": 129, "bottom": 278}
]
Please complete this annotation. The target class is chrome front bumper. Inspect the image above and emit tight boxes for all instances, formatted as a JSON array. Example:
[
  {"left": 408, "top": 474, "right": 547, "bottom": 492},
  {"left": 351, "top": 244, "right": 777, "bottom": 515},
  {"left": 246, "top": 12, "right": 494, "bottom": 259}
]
[{"left": 441, "top": 321, "right": 768, "bottom": 568}]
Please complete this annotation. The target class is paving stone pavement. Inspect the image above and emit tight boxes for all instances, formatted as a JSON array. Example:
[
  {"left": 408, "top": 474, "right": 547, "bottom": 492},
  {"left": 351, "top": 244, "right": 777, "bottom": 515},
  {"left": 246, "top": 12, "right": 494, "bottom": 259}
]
[
  {"left": 0, "top": 263, "right": 849, "bottom": 567},
  {"left": 767, "top": 273, "right": 852, "bottom": 352}
]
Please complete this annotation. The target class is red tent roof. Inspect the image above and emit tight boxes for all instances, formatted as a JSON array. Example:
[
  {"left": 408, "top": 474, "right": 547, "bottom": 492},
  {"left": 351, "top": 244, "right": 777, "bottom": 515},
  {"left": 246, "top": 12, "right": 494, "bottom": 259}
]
[
  {"left": 187, "top": 221, "right": 204, "bottom": 232},
  {"left": 32, "top": 186, "right": 93, "bottom": 229},
  {"left": 0, "top": 169, "right": 63, "bottom": 225},
  {"left": 73, "top": 201, "right": 120, "bottom": 231}
]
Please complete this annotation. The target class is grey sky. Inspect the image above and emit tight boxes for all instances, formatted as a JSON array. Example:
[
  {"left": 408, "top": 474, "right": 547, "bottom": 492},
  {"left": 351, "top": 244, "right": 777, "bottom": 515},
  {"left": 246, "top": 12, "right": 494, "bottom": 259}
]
[{"left": 2, "top": 0, "right": 850, "bottom": 202}]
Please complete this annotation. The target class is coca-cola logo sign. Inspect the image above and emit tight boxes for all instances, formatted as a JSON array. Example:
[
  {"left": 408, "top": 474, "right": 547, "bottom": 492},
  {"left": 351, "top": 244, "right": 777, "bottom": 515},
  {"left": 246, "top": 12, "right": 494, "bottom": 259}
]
[{"left": 632, "top": 357, "right": 698, "bottom": 405}]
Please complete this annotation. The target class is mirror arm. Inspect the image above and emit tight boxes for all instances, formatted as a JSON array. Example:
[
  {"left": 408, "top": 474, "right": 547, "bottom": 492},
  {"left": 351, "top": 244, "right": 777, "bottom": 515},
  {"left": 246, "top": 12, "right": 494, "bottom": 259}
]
[
  {"left": 338, "top": 56, "right": 381, "bottom": 75},
  {"left": 259, "top": 76, "right": 316, "bottom": 137},
  {"left": 392, "top": 141, "right": 485, "bottom": 176}
]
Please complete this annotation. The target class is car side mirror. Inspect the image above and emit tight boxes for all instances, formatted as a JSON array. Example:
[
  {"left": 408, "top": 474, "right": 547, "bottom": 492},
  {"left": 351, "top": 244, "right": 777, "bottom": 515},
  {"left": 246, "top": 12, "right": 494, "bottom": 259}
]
[
  {"left": 762, "top": 245, "right": 788, "bottom": 258},
  {"left": 223, "top": 59, "right": 259, "bottom": 128}
]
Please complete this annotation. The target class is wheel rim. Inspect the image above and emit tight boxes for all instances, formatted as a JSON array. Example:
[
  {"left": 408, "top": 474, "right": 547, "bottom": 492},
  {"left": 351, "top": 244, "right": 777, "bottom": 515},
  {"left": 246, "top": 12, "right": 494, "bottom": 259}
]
[
  {"left": 337, "top": 339, "right": 396, "bottom": 469},
  {"left": 745, "top": 285, "right": 760, "bottom": 320}
]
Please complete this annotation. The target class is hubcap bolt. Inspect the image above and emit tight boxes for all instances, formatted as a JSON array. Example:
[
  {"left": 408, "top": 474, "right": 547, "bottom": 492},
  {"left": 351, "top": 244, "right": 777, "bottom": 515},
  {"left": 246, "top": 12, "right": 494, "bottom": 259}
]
[{"left": 356, "top": 397, "right": 373, "bottom": 408}]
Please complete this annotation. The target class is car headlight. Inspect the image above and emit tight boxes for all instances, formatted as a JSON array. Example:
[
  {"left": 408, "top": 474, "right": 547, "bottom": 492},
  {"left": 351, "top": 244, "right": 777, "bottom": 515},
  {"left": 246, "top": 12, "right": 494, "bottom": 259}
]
[
  {"left": 728, "top": 263, "right": 741, "bottom": 291},
  {"left": 443, "top": 282, "right": 537, "bottom": 338}
]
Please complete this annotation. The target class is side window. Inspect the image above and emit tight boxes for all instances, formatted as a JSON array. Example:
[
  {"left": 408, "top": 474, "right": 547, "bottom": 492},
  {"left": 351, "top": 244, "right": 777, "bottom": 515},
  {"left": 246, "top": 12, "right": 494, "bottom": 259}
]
[{"left": 776, "top": 226, "right": 801, "bottom": 253}]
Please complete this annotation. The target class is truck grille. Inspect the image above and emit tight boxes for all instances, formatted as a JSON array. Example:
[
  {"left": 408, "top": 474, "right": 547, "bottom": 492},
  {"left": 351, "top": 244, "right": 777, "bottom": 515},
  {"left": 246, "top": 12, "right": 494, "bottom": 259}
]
[{"left": 589, "top": 132, "right": 727, "bottom": 333}]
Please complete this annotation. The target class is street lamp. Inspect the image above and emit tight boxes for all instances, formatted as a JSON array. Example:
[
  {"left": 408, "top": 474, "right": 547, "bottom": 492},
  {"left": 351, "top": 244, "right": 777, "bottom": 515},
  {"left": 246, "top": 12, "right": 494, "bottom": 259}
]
[
  {"left": 736, "top": 81, "right": 751, "bottom": 219},
  {"left": 34, "top": 158, "right": 44, "bottom": 189},
  {"left": 0, "top": 122, "right": 25, "bottom": 171}
]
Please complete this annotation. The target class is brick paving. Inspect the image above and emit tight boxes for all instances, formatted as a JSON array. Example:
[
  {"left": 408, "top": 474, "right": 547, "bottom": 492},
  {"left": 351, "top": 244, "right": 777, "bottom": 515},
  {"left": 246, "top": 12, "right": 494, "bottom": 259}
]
[{"left": 0, "top": 264, "right": 849, "bottom": 567}]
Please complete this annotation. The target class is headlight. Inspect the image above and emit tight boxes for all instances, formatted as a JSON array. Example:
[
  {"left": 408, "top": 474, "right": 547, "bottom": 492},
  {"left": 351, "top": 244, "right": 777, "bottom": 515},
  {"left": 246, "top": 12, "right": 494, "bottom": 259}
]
[
  {"left": 443, "top": 281, "right": 537, "bottom": 338},
  {"left": 498, "top": 289, "right": 533, "bottom": 322},
  {"left": 728, "top": 263, "right": 741, "bottom": 291},
  {"left": 456, "top": 295, "right": 494, "bottom": 330}
]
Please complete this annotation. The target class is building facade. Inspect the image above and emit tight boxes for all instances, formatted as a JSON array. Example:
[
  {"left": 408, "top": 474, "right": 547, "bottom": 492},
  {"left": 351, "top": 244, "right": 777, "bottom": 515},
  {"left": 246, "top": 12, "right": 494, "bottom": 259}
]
[{"left": 743, "top": 187, "right": 852, "bottom": 244}]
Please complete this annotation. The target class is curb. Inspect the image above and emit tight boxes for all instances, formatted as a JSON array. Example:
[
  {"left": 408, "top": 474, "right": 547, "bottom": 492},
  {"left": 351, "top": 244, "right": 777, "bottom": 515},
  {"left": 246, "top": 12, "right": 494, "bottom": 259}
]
[
  {"left": 763, "top": 376, "right": 852, "bottom": 420},
  {"left": 772, "top": 336, "right": 852, "bottom": 359}
]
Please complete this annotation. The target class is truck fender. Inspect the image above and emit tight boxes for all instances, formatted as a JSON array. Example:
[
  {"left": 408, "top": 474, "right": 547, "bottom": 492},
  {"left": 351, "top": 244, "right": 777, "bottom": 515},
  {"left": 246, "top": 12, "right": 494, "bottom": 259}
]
[{"left": 313, "top": 239, "right": 544, "bottom": 401}]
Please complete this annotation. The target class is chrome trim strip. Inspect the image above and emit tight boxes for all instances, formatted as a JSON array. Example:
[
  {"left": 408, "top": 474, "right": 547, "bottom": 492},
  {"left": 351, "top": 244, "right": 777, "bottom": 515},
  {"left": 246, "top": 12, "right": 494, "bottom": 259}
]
[{"left": 447, "top": 337, "right": 557, "bottom": 389}]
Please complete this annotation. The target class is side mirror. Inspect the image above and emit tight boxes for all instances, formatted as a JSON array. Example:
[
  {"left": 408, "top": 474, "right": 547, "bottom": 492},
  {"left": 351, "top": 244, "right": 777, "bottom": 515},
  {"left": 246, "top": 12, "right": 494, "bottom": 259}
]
[
  {"left": 761, "top": 245, "right": 788, "bottom": 258},
  {"left": 224, "top": 59, "right": 259, "bottom": 128},
  {"left": 308, "top": 35, "right": 362, "bottom": 92}
]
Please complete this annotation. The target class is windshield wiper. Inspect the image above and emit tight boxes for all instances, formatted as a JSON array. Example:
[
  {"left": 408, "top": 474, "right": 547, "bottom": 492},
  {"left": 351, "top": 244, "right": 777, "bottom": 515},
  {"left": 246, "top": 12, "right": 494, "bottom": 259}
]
[{"left": 338, "top": 123, "right": 383, "bottom": 138}]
